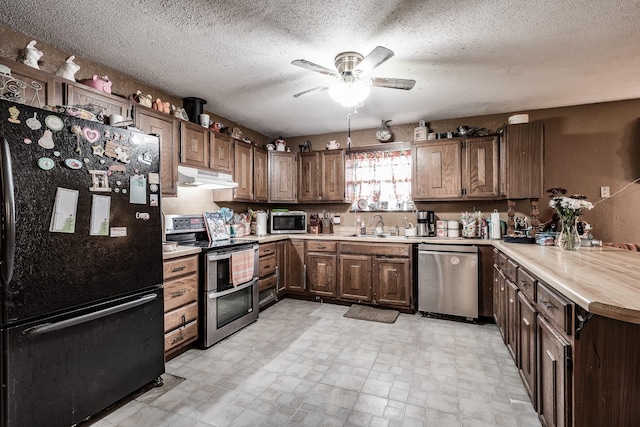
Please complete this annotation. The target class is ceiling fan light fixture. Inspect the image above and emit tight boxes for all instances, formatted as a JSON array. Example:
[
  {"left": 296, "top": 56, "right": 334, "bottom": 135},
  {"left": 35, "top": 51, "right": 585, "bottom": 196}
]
[{"left": 328, "top": 81, "right": 371, "bottom": 107}]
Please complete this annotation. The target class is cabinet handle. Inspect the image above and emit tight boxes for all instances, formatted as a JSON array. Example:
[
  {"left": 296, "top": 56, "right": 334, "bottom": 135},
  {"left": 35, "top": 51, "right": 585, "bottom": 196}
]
[
  {"left": 171, "top": 290, "right": 186, "bottom": 298},
  {"left": 317, "top": 245, "right": 326, "bottom": 249},
  {"left": 171, "top": 266, "right": 186, "bottom": 273},
  {"left": 519, "top": 280, "right": 527, "bottom": 287},
  {"left": 172, "top": 334, "right": 185, "bottom": 345},
  {"left": 265, "top": 264, "right": 271, "bottom": 269},
  {"left": 539, "top": 299, "right": 554, "bottom": 310},
  {"left": 181, "top": 314, "right": 186, "bottom": 325}
]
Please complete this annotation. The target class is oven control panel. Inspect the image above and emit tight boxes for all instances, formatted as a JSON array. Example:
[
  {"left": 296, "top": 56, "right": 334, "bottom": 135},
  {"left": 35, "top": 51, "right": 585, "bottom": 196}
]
[{"left": 165, "top": 214, "right": 206, "bottom": 234}]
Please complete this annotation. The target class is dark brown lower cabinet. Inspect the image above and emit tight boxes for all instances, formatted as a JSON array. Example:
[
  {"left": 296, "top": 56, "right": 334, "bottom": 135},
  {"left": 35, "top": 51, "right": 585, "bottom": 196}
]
[
  {"left": 517, "top": 292, "right": 537, "bottom": 407},
  {"left": 537, "top": 315, "right": 571, "bottom": 427},
  {"left": 307, "top": 252, "right": 337, "bottom": 298},
  {"left": 284, "top": 239, "right": 305, "bottom": 293},
  {"left": 505, "top": 279, "right": 518, "bottom": 360},
  {"left": 375, "top": 257, "right": 410, "bottom": 307},
  {"left": 338, "top": 255, "right": 372, "bottom": 302}
]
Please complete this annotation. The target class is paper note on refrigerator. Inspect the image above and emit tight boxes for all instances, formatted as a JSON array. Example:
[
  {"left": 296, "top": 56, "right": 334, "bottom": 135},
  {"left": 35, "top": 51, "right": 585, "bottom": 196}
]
[
  {"left": 89, "top": 195, "right": 111, "bottom": 236},
  {"left": 129, "top": 176, "right": 147, "bottom": 204},
  {"left": 49, "top": 187, "right": 79, "bottom": 233}
]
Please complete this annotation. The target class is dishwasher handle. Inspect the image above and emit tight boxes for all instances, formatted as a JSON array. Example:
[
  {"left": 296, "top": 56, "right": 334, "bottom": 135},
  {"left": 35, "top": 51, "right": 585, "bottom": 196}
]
[{"left": 418, "top": 244, "right": 478, "bottom": 254}]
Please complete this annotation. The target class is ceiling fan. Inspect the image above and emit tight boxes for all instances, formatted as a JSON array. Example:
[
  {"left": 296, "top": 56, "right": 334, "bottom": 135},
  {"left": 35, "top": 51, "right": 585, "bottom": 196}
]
[{"left": 291, "top": 46, "right": 416, "bottom": 104}]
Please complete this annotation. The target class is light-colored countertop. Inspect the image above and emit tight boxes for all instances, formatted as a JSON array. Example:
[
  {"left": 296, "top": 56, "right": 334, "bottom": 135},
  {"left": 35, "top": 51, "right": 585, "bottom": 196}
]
[
  {"left": 240, "top": 232, "right": 493, "bottom": 245},
  {"left": 493, "top": 241, "right": 640, "bottom": 324},
  {"left": 162, "top": 246, "right": 202, "bottom": 260}
]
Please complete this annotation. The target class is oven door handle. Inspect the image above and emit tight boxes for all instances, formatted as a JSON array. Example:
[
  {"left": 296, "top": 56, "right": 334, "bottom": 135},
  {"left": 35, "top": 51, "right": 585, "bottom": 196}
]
[
  {"left": 208, "top": 278, "right": 256, "bottom": 298},
  {"left": 208, "top": 253, "right": 232, "bottom": 262}
]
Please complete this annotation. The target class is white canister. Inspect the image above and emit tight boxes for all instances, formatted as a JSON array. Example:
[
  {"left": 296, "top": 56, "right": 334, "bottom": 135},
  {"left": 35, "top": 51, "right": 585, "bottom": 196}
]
[
  {"left": 199, "top": 113, "right": 210, "bottom": 128},
  {"left": 256, "top": 211, "right": 268, "bottom": 236},
  {"left": 447, "top": 220, "right": 460, "bottom": 238}
]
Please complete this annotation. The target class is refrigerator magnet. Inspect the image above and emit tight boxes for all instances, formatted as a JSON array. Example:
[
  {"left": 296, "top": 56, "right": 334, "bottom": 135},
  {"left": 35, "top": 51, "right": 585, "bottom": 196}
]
[
  {"left": 8, "top": 106, "right": 21, "bottom": 123},
  {"left": 150, "top": 194, "right": 159, "bottom": 207},
  {"left": 88, "top": 170, "right": 112, "bottom": 192},
  {"left": 92, "top": 145, "right": 105, "bottom": 157},
  {"left": 109, "top": 227, "right": 127, "bottom": 237},
  {"left": 44, "top": 115, "right": 64, "bottom": 131},
  {"left": 148, "top": 172, "right": 160, "bottom": 185},
  {"left": 38, "top": 129, "right": 54, "bottom": 149},
  {"left": 26, "top": 112, "right": 42, "bottom": 130},
  {"left": 129, "top": 176, "right": 147, "bottom": 204},
  {"left": 49, "top": 187, "right": 79, "bottom": 233},
  {"left": 89, "top": 195, "right": 111, "bottom": 236},
  {"left": 137, "top": 151, "right": 152, "bottom": 165}
]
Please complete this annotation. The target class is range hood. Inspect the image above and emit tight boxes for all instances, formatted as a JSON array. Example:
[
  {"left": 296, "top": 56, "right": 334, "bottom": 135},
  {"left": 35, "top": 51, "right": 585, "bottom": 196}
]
[{"left": 177, "top": 165, "right": 238, "bottom": 189}]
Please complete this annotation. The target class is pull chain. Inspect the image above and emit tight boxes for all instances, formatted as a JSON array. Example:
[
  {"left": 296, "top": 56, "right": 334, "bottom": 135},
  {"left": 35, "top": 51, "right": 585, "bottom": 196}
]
[{"left": 347, "top": 112, "right": 352, "bottom": 154}]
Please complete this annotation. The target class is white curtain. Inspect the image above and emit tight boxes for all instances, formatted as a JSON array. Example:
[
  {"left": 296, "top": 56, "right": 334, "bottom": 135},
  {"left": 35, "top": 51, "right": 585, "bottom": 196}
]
[{"left": 345, "top": 149, "right": 411, "bottom": 210}]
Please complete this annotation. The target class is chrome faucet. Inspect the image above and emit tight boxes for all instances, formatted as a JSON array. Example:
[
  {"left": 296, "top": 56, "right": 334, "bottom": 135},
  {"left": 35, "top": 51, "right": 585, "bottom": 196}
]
[{"left": 371, "top": 214, "right": 385, "bottom": 234}]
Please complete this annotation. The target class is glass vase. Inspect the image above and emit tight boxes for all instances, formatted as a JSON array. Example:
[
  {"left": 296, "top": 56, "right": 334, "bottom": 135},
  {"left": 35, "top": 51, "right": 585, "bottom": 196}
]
[{"left": 557, "top": 217, "right": 581, "bottom": 251}]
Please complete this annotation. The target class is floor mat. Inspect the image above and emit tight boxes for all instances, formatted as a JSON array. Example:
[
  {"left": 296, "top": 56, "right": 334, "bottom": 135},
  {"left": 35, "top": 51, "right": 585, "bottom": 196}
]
[{"left": 343, "top": 304, "right": 399, "bottom": 324}]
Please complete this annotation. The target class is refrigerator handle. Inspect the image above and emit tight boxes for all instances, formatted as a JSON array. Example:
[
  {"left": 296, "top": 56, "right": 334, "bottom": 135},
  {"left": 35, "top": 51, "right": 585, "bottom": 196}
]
[
  {"left": 0, "top": 137, "right": 16, "bottom": 284},
  {"left": 23, "top": 293, "right": 158, "bottom": 335}
]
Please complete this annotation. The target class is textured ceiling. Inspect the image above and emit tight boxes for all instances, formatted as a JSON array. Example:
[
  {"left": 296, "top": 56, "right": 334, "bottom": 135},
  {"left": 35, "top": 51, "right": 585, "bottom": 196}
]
[{"left": 1, "top": 0, "right": 639, "bottom": 138}]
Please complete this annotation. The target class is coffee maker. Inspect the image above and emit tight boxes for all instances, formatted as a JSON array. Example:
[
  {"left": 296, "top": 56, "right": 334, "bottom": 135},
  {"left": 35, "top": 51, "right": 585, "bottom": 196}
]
[{"left": 416, "top": 210, "right": 435, "bottom": 237}]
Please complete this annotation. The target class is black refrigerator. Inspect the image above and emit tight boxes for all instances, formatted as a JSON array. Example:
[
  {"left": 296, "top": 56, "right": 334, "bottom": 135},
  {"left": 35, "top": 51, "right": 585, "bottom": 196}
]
[{"left": 0, "top": 100, "right": 165, "bottom": 427}]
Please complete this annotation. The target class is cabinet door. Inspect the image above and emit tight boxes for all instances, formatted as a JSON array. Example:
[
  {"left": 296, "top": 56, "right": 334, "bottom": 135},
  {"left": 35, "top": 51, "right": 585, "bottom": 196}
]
[
  {"left": 253, "top": 147, "right": 269, "bottom": 202},
  {"left": 517, "top": 292, "right": 537, "bottom": 408},
  {"left": 269, "top": 152, "right": 297, "bottom": 202},
  {"left": 298, "top": 152, "right": 319, "bottom": 202},
  {"left": 339, "top": 254, "right": 372, "bottom": 302},
  {"left": 321, "top": 150, "right": 345, "bottom": 201},
  {"left": 0, "top": 57, "right": 63, "bottom": 107},
  {"left": 285, "top": 240, "right": 305, "bottom": 293},
  {"left": 500, "top": 121, "right": 544, "bottom": 199},
  {"left": 307, "top": 253, "right": 337, "bottom": 297},
  {"left": 494, "top": 267, "right": 507, "bottom": 342},
  {"left": 66, "top": 83, "right": 130, "bottom": 119},
  {"left": 233, "top": 141, "right": 254, "bottom": 201},
  {"left": 136, "top": 107, "right": 179, "bottom": 196},
  {"left": 464, "top": 136, "right": 499, "bottom": 198},
  {"left": 210, "top": 133, "right": 233, "bottom": 173},
  {"left": 375, "top": 258, "right": 410, "bottom": 307},
  {"left": 412, "top": 140, "right": 461, "bottom": 199},
  {"left": 275, "top": 241, "right": 286, "bottom": 295},
  {"left": 506, "top": 279, "right": 518, "bottom": 361},
  {"left": 537, "top": 315, "right": 571, "bottom": 427},
  {"left": 180, "top": 121, "right": 209, "bottom": 168}
]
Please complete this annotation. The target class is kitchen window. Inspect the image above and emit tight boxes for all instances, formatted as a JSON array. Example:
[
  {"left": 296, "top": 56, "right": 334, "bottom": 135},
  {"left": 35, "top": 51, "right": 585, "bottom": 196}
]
[{"left": 345, "top": 148, "right": 412, "bottom": 211}]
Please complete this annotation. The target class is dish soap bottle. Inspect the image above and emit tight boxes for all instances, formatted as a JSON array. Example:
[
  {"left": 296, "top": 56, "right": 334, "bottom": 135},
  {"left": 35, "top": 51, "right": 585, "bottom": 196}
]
[{"left": 414, "top": 120, "right": 428, "bottom": 141}]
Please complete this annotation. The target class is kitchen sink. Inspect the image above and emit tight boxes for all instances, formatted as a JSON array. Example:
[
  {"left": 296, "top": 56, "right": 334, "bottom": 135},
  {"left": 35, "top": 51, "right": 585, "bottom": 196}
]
[{"left": 345, "top": 233, "right": 392, "bottom": 238}]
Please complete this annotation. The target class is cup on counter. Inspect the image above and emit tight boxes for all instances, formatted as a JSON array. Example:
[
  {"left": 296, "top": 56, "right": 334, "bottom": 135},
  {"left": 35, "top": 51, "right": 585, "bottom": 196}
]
[
  {"left": 199, "top": 113, "right": 210, "bottom": 128},
  {"left": 405, "top": 227, "right": 417, "bottom": 237}
]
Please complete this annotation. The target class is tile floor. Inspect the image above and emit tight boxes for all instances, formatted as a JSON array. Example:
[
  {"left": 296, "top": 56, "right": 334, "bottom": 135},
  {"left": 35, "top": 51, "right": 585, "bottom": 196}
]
[{"left": 88, "top": 299, "right": 541, "bottom": 427}]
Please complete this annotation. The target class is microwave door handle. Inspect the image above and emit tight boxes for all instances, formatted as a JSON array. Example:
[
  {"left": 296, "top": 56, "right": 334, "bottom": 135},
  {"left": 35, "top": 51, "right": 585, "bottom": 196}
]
[{"left": 1, "top": 138, "right": 16, "bottom": 284}]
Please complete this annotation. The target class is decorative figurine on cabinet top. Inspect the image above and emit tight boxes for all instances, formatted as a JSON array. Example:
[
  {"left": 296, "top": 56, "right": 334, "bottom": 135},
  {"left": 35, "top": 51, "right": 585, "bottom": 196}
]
[
  {"left": 79, "top": 75, "right": 112, "bottom": 94},
  {"left": 171, "top": 105, "right": 189, "bottom": 121},
  {"left": 18, "top": 40, "right": 43, "bottom": 69},
  {"left": 55, "top": 56, "right": 80, "bottom": 81},
  {"left": 132, "top": 90, "right": 152, "bottom": 108}
]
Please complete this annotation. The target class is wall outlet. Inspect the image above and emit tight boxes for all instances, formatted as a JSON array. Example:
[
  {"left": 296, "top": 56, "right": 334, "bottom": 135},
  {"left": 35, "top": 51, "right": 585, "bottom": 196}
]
[{"left": 600, "top": 186, "right": 610, "bottom": 198}]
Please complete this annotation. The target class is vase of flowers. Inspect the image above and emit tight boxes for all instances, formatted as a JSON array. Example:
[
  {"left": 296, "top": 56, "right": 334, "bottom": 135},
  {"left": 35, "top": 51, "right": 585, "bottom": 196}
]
[{"left": 547, "top": 188, "right": 593, "bottom": 250}]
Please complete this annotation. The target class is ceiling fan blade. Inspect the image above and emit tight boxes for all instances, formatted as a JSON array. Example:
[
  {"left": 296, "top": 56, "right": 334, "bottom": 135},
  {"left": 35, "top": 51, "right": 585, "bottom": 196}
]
[
  {"left": 354, "top": 46, "right": 394, "bottom": 75},
  {"left": 293, "top": 86, "right": 329, "bottom": 98},
  {"left": 291, "top": 59, "right": 339, "bottom": 77},
  {"left": 369, "top": 77, "right": 416, "bottom": 90}
]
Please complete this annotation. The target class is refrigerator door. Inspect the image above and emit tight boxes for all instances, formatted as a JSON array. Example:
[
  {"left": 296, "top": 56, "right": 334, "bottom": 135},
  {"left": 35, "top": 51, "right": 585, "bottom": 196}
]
[
  {"left": 1, "top": 288, "right": 164, "bottom": 427},
  {"left": 0, "top": 101, "right": 163, "bottom": 324}
]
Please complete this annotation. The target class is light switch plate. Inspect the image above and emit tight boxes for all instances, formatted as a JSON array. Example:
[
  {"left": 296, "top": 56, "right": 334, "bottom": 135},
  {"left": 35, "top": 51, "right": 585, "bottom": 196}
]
[{"left": 600, "top": 186, "right": 610, "bottom": 198}]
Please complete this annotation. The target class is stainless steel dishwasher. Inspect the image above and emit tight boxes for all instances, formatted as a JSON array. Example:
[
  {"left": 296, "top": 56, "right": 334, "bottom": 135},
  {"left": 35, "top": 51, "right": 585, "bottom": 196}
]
[{"left": 418, "top": 244, "right": 478, "bottom": 320}]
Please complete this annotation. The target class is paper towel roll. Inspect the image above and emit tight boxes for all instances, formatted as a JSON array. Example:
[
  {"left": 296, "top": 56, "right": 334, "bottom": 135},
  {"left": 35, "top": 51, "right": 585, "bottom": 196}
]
[{"left": 490, "top": 211, "right": 501, "bottom": 239}]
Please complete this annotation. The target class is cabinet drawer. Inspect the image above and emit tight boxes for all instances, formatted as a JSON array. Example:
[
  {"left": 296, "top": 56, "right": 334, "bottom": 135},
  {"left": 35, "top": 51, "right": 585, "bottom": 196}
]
[
  {"left": 497, "top": 252, "right": 508, "bottom": 271},
  {"left": 536, "top": 281, "right": 574, "bottom": 335},
  {"left": 164, "top": 274, "right": 198, "bottom": 311},
  {"left": 163, "top": 255, "right": 198, "bottom": 280},
  {"left": 164, "top": 301, "right": 198, "bottom": 333},
  {"left": 307, "top": 241, "right": 337, "bottom": 252},
  {"left": 164, "top": 319, "right": 197, "bottom": 352},
  {"left": 259, "top": 253, "right": 276, "bottom": 277},
  {"left": 340, "top": 242, "right": 409, "bottom": 257},
  {"left": 504, "top": 258, "right": 518, "bottom": 282},
  {"left": 259, "top": 243, "right": 276, "bottom": 257},
  {"left": 259, "top": 274, "right": 277, "bottom": 292},
  {"left": 516, "top": 268, "right": 536, "bottom": 302}
]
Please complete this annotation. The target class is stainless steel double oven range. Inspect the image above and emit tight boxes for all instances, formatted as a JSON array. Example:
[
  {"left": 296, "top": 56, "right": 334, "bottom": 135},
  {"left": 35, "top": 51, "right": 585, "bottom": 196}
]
[{"left": 165, "top": 214, "right": 259, "bottom": 347}]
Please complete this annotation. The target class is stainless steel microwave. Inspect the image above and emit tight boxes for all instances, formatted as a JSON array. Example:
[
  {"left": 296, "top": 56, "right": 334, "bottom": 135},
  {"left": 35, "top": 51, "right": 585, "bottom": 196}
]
[{"left": 270, "top": 211, "right": 307, "bottom": 234}]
